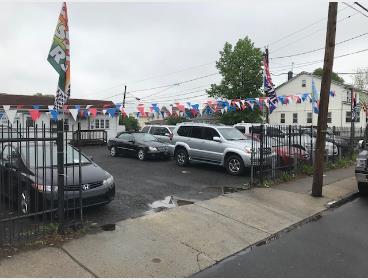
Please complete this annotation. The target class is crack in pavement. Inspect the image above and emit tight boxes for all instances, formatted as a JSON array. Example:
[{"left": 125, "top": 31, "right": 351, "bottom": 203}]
[{"left": 60, "top": 246, "right": 98, "bottom": 278}]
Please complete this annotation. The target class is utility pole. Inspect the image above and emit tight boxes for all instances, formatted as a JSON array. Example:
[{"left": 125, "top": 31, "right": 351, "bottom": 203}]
[
  {"left": 122, "top": 85, "right": 127, "bottom": 108},
  {"left": 264, "top": 48, "right": 270, "bottom": 124},
  {"left": 350, "top": 87, "right": 355, "bottom": 158},
  {"left": 312, "top": 2, "right": 338, "bottom": 197}
]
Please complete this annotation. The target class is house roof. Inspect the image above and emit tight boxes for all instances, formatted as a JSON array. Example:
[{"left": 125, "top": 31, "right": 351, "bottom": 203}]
[{"left": 0, "top": 93, "right": 114, "bottom": 108}]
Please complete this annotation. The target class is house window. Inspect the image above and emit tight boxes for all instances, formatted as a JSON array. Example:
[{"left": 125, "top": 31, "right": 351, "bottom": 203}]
[
  {"left": 293, "top": 113, "right": 298, "bottom": 123},
  {"left": 307, "top": 112, "right": 312, "bottom": 124},
  {"left": 105, "top": 119, "right": 110, "bottom": 129},
  {"left": 327, "top": 112, "right": 332, "bottom": 123},
  {"left": 280, "top": 113, "right": 285, "bottom": 124},
  {"left": 64, "top": 119, "right": 69, "bottom": 131},
  {"left": 100, "top": 119, "right": 105, "bottom": 129},
  {"left": 345, "top": 111, "right": 359, "bottom": 122},
  {"left": 302, "top": 79, "right": 307, "bottom": 87},
  {"left": 95, "top": 119, "right": 100, "bottom": 129}
]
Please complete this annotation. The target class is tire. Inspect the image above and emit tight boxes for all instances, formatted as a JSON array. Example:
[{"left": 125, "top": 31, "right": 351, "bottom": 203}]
[
  {"left": 137, "top": 149, "right": 146, "bottom": 161},
  {"left": 358, "top": 182, "right": 368, "bottom": 195},
  {"left": 110, "top": 146, "right": 118, "bottom": 157},
  {"left": 174, "top": 148, "right": 189, "bottom": 167},
  {"left": 225, "top": 154, "right": 245, "bottom": 176}
]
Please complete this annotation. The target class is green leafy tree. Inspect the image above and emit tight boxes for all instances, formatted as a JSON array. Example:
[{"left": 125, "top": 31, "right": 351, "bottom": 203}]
[
  {"left": 312, "top": 68, "right": 345, "bottom": 84},
  {"left": 165, "top": 115, "right": 187, "bottom": 125},
  {"left": 119, "top": 115, "right": 140, "bottom": 131},
  {"left": 207, "top": 37, "right": 264, "bottom": 123}
]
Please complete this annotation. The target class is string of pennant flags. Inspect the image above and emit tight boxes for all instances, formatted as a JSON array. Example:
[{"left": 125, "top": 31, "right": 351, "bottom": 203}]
[{"left": 0, "top": 90, "right": 336, "bottom": 123}]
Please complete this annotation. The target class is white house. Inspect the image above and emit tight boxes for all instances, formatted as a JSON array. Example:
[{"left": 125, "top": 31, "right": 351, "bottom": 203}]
[
  {"left": 0, "top": 93, "right": 124, "bottom": 140},
  {"left": 269, "top": 72, "right": 368, "bottom": 128}
]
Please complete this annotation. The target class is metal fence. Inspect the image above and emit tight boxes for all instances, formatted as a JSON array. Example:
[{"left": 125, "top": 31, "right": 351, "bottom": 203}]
[
  {"left": 0, "top": 120, "right": 84, "bottom": 246},
  {"left": 250, "top": 124, "right": 364, "bottom": 186}
]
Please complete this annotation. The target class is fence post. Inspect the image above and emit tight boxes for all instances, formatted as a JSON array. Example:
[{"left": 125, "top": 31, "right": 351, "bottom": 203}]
[
  {"left": 259, "top": 124, "right": 264, "bottom": 185},
  {"left": 57, "top": 119, "right": 65, "bottom": 233},
  {"left": 332, "top": 126, "right": 336, "bottom": 162},
  {"left": 310, "top": 125, "right": 314, "bottom": 164}
]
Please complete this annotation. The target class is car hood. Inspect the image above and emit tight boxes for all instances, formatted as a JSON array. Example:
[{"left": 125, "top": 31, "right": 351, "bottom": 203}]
[
  {"left": 225, "top": 139, "right": 257, "bottom": 149},
  {"left": 32, "top": 163, "right": 111, "bottom": 186}
]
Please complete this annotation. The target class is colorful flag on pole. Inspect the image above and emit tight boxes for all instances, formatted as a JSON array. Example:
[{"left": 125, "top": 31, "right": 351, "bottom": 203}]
[
  {"left": 311, "top": 79, "right": 319, "bottom": 114},
  {"left": 351, "top": 88, "right": 358, "bottom": 121},
  {"left": 263, "top": 52, "right": 278, "bottom": 113},
  {"left": 48, "top": 2, "right": 71, "bottom": 110}
]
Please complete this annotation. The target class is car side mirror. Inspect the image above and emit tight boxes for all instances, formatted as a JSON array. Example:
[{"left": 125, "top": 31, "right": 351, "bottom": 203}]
[
  {"left": 164, "top": 133, "right": 170, "bottom": 136},
  {"left": 213, "top": 136, "right": 221, "bottom": 142},
  {"left": 359, "top": 139, "right": 364, "bottom": 149}
]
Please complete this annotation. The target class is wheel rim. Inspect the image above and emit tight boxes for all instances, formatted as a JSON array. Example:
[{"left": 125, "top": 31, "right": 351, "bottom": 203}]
[
  {"left": 177, "top": 152, "right": 186, "bottom": 164},
  {"left": 138, "top": 150, "right": 145, "bottom": 160},
  {"left": 20, "top": 191, "right": 29, "bottom": 214},
  {"left": 228, "top": 159, "right": 240, "bottom": 173},
  {"left": 111, "top": 147, "right": 116, "bottom": 156}
]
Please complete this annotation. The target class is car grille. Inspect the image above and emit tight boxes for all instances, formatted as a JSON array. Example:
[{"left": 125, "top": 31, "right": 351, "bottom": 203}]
[{"left": 65, "top": 181, "right": 103, "bottom": 191}]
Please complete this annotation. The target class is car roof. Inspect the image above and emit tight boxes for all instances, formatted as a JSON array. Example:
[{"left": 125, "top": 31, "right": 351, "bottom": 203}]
[{"left": 176, "top": 122, "right": 231, "bottom": 129}]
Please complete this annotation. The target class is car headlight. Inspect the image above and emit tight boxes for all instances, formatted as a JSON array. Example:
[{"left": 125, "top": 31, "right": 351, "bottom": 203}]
[
  {"left": 103, "top": 176, "right": 114, "bottom": 186},
  {"left": 149, "top": 147, "right": 158, "bottom": 152},
  {"left": 32, "top": 184, "right": 58, "bottom": 192},
  {"left": 356, "top": 158, "right": 366, "bottom": 168}
]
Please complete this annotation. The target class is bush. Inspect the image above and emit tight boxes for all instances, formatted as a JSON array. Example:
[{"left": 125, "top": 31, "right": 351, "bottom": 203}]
[{"left": 120, "top": 116, "right": 140, "bottom": 131}]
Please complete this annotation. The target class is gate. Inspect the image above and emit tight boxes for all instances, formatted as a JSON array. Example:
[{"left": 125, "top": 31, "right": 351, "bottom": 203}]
[{"left": 0, "top": 120, "right": 83, "bottom": 246}]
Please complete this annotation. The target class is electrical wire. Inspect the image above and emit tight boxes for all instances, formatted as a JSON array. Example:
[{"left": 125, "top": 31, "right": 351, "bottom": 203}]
[{"left": 343, "top": 2, "right": 368, "bottom": 18}]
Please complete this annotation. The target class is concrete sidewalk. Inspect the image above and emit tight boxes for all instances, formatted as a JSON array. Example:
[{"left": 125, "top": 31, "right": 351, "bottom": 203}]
[{"left": 0, "top": 168, "right": 357, "bottom": 277}]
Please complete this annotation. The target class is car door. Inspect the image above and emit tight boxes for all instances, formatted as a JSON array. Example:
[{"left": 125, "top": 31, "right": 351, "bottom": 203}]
[
  {"left": 186, "top": 126, "right": 204, "bottom": 160},
  {"left": 154, "top": 127, "right": 171, "bottom": 143},
  {"left": 199, "top": 127, "right": 224, "bottom": 164},
  {"left": 116, "top": 133, "right": 136, "bottom": 156}
]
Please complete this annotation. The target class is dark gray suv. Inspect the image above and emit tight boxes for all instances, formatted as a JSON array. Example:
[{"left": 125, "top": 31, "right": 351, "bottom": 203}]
[{"left": 169, "top": 123, "right": 276, "bottom": 176}]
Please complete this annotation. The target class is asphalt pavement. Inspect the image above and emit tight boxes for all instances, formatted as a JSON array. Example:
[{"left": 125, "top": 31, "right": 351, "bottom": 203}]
[
  {"left": 194, "top": 195, "right": 368, "bottom": 278},
  {"left": 81, "top": 146, "right": 250, "bottom": 225}
]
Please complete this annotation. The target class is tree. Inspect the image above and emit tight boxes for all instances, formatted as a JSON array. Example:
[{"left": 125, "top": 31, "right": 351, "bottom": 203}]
[
  {"left": 207, "top": 37, "right": 264, "bottom": 123},
  {"left": 353, "top": 67, "right": 368, "bottom": 92},
  {"left": 218, "top": 110, "right": 262, "bottom": 125},
  {"left": 120, "top": 115, "right": 140, "bottom": 131},
  {"left": 34, "top": 93, "right": 54, "bottom": 97},
  {"left": 312, "top": 68, "right": 344, "bottom": 84},
  {"left": 165, "top": 115, "right": 187, "bottom": 125}
]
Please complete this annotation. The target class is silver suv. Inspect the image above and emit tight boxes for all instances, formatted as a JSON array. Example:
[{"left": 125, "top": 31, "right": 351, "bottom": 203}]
[{"left": 170, "top": 123, "right": 275, "bottom": 176}]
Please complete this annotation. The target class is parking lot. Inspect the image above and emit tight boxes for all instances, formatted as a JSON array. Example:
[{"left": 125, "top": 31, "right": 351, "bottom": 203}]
[{"left": 81, "top": 146, "right": 250, "bottom": 226}]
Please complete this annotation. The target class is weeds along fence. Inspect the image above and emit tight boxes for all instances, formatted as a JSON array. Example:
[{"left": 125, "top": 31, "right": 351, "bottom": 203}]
[
  {"left": 0, "top": 120, "right": 85, "bottom": 246},
  {"left": 249, "top": 124, "right": 364, "bottom": 186}
]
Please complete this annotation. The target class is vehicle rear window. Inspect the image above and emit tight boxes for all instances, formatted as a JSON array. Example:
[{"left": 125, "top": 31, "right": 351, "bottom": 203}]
[
  {"left": 177, "top": 126, "right": 191, "bottom": 137},
  {"left": 141, "top": 126, "right": 149, "bottom": 133},
  {"left": 235, "top": 126, "right": 245, "bottom": 133}
]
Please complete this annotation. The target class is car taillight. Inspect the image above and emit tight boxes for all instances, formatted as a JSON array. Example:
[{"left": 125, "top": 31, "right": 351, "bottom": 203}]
[{"left": 32, "top": 183, "right": 57, "bottom": 192}]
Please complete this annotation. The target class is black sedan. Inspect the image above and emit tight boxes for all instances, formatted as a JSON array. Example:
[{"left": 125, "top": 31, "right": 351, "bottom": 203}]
[
  {"left": 108, "top": 132, "right": 170, "bottom": 160},
  {"left": 0, "top": 143, "right": 115, "bottom": 214}
]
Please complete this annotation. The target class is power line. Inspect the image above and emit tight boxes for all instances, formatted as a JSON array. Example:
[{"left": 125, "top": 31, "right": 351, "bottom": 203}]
[
  {"left": 343, "top": 2, "right": 368, "bottom": 17},
  {"left": 270, "top": 32, "right": 368, "bottom": 59},
  {"left": 139, "top": 84, "right": 211, "bottom": 101},
  {"left": 355, "top": 2, "right": 368, "bottom": 13},
  {"left": 268, "top": 6, "right": 349, "bottom": 46},
  {"left": 270, "top": 11, "right": 359, "bottom": 55}
]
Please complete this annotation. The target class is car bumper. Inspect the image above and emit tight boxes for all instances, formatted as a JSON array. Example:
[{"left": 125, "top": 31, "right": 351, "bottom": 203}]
[
  {"left": 355, "top": 171, "right": 368, "bottom": 183},
  {"left": 146, "top": 150, "right": 170, "bottom": 158},
  {"left": 43, "top": 183, "right": 115, "bottom": 208}
]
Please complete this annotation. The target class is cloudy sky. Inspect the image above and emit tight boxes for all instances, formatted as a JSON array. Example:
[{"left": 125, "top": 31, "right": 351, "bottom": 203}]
[{"left": 1, "top": 1, "right": 367, "bottom": 112}]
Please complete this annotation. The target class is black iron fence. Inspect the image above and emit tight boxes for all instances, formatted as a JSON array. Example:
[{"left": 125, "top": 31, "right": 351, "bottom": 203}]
[
  {"left": 0, "top": 120, "right": 84, "bottom": 246},
  {"left": 249, "top": 124, "right": 364, "bottom": 186},
  {"left": 72, "top": 129, "right": 107, "bottom": 146}
]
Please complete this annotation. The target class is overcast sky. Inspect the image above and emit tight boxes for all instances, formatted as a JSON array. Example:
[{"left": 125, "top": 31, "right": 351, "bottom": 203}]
[{"left": 1, "top": 1, "right": 367, "bottom": 112}]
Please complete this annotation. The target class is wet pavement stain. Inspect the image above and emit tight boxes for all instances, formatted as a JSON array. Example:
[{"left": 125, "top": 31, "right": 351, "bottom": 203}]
[{"left": 152, "top": 258, "right": 161, "bottom": 263}]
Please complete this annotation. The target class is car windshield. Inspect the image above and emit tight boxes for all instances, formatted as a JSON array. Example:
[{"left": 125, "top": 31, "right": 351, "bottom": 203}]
[
  {"left": 132, "top": 133, "right": 157, "bottom": 142},
  {"left": 217, "top": 127, "right": 247, "bottom": 141},
  {"left": 21, "top": 144, "right": 90, "bottom": 168},
  {"left": 168, "top": 126, "right": 175, "bottom": 132}
]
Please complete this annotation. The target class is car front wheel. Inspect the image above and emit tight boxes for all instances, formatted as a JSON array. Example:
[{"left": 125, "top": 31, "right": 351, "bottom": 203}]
[
  {"left": 110, "top": 146, "right": 117, "bottom": 157},
  {"left": 175, "top": 148, "right": 189, "bottom": 167},
  {"left": 225, "top": 154, "right": 245, "bottom": 176},
  {"left": 137, "top": 149, "right": 146, "bottom": 161},
  {"left": 358, "top": 182, "right": 368, "bottom": 195}
]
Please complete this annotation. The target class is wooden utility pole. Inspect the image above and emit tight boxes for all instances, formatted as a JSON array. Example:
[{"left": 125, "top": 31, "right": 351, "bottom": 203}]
[
  {"left": 312, "top": 2, "right": 338, "bottom": 197},
  {"left": 122, "top": 85, "right": 127, "bottom": 108}
]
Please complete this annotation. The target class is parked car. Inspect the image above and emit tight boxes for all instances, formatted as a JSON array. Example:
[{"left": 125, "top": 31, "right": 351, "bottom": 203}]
[
  {"left": 301, "top": 127, "right": 350, "bottom": 152},
  {"left": 169, "top": 123, "right": 276, "bottom": 176},
  {"left": 108, "top": 132, "right": 170, "bottom": 160},
  {"left": 141, "top": 125, "right": 176, "bottom": 143},
  {"left": 355, "top": 142, "right": 368, "bottom": 195},
  {"left": 0, "top": 143, "right": 115, "bottom": 214}
]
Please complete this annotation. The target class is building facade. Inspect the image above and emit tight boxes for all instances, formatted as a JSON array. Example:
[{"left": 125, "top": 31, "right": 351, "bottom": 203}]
[{"left": 269, "top": 72, "right": 367, "bottom": 128}]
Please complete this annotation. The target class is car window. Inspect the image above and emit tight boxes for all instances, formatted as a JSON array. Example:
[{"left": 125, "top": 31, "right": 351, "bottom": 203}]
[
  {"left": 191, "top": 126, "right": 203, "bottom": 139},
  {"left": 235, "top": 126, "right": 246, "bottom": 133},
  {"left": 132, "top": 133, "right": 157, "bottom": 142},
  {"left": 217, "top": 127, "right": 247, "bottom": 140},
  {"left": 2, "top": 145, "right": 18, "bottom": 166},
  {"left": 168, "top": 126, "right": 175, "bottom": 132},
  {"left": 118, "top": 133, "right": 133, "bottom": 141},
  {"left": 150, "top": 127, "right": 168, "bottom": 136},
  {"left": 203, "top": 127, "right": 220, "bottom": 141},
  {"left": 141, "top": 126, "right": 150, "bottom": 133},
  {"left": 177, "top": 126, "right": 191, "bottom": 137}
]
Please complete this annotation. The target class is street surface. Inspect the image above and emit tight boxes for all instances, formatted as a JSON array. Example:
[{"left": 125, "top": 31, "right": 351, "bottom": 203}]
[
  {"left": 81, "top": 146, "right": 250, "bottom": 225},
  {"left": 195, "top": 195, "right": 368, "bottom": 278}
]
